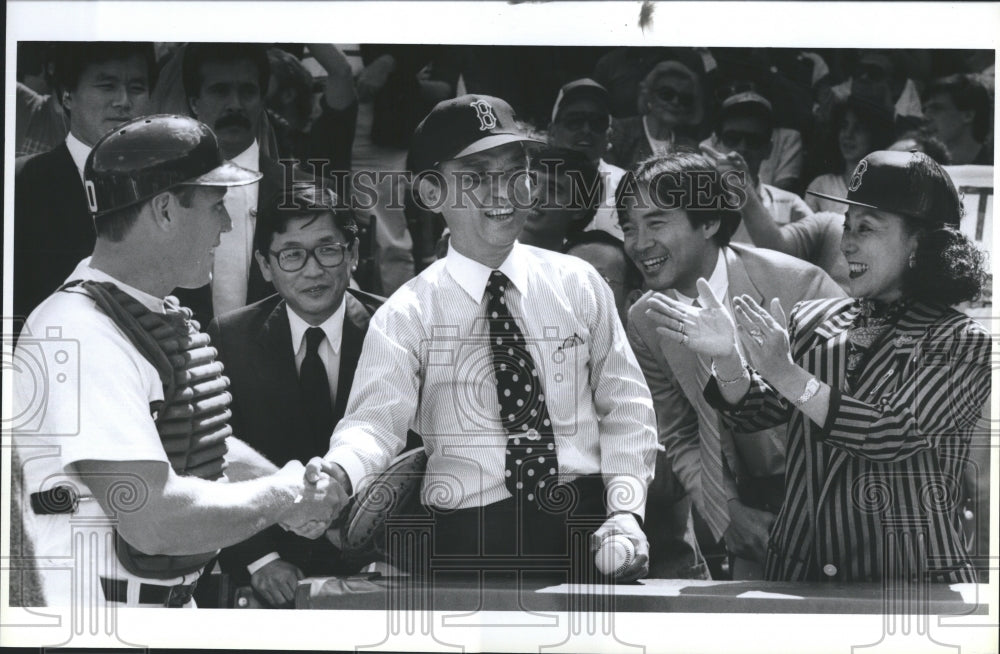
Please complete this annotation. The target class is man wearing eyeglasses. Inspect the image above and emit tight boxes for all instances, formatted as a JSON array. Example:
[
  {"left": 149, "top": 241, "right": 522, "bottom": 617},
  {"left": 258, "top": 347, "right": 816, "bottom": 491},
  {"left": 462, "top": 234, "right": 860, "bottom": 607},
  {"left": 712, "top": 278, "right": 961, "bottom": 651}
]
[
  {"left": 307, "top": 95, "right": 658, "bottom": 582},
  {"left": 704, "top": 89, "right": 812, "bottom": 242},
  {"left": 207, "top": 184, "right": 384, "bottom": 607}
]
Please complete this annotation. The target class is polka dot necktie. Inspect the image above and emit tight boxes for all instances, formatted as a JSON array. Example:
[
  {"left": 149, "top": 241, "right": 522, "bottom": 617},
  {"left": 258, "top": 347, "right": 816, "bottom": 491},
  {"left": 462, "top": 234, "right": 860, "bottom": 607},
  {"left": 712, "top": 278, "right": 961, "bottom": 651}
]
[{"left": 485, "top": 270, "right": 558, "bottom": 504}]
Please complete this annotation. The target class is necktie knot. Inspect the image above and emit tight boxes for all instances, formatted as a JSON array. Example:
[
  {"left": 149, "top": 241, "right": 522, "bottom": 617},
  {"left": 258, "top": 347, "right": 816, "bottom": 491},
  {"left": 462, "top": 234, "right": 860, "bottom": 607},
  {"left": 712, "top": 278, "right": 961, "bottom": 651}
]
[
  {"left": 486, "top": 270, "right": 510, "bottom": 299},
  {"left": 305, "top": 326, "right": 326, "bottom": 355}
]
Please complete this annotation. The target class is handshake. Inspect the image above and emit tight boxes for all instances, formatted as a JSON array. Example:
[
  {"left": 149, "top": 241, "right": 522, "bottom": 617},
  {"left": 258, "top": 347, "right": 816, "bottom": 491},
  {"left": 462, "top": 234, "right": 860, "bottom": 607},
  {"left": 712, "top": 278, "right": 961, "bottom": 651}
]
[{"left": 274, "top": 458, "right": 353, "bottom": 539}]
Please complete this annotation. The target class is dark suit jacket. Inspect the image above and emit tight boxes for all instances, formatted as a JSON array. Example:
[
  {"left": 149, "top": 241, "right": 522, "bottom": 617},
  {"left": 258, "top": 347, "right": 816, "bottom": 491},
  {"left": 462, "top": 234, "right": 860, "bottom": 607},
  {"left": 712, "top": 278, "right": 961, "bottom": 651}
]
[
  {"left": 173, "top": 153, "right": 288, "bottom": 327},
  {"left": 14, "top": 143, "right": 92, "bottom": 324},
  {"left": 207, "top": 288, "right": 384, "bottom": 583}
]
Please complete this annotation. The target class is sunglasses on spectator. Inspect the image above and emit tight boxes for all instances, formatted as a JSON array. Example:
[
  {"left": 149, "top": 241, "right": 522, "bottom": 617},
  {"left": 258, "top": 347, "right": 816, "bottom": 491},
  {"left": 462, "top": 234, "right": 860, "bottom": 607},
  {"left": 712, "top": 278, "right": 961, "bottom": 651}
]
[
  {"left": 720, "top": 129, "right": 770, "bottom": 150},
  {"left": 269, "top": 243, "right": 351, "bottom": 272},
  {"left": 652, "top": 87, "right": 695, "bottom": 108},
  {"left": 558, "top": 111, "right": 610, "bottom": 132}
]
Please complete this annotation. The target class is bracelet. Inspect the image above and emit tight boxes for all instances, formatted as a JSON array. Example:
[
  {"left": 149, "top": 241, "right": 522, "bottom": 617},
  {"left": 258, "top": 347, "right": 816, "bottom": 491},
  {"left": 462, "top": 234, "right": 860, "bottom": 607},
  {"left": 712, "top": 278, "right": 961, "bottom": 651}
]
[
  {"left": 793, "top": 377, "right": 821, "bottom": 406},
  {"left": 711, "top": 358, "right": 749, "bottom": 386}
]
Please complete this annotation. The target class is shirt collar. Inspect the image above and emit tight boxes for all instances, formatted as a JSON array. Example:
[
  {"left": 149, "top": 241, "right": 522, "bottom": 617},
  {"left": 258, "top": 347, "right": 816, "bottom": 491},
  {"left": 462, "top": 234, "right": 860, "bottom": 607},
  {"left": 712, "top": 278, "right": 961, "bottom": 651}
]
[
  {"left": 68, "top": 257, "right": 168, "bottom": 314},
  {"left": 673, "top": 248, "right": 728, "bottom": 305},
  {"left": 65, "top": 132, "right": 92, "bottom": 182},
  {"left": 287, "top": 297, "right": 347, "bottom": 357},
  {"left": 445, "top": 241, "right": 529, "bottom": 303},
  {"left": 231, "top": 140, "right": 260, "bottom": 171}
]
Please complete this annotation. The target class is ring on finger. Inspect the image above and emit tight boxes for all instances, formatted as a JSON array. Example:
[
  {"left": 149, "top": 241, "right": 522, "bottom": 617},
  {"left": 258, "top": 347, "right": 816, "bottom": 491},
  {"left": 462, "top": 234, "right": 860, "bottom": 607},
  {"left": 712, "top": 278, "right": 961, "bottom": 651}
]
[{"left": 681, "top": 334, "right": 689, "bottom": 346}]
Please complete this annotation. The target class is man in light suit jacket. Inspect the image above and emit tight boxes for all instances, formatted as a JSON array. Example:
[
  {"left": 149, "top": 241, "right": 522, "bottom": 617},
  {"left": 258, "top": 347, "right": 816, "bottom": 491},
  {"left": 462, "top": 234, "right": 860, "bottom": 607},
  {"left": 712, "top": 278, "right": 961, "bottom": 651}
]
[
  {"left": 619, "top": 152, "right": 844, "bottom": 578},
  {"left": 208, "top": 185, "right": 384, "bottom": 607}
]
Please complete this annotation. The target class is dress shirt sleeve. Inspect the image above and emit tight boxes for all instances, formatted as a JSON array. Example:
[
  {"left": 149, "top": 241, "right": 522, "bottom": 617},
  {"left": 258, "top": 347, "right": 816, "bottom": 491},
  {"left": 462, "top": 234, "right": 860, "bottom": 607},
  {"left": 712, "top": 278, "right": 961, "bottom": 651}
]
[
  {"left": 583, "top": 268, "right": 658, "bottom": 519},
  {"left": 817, "top": 321, "right": 990, "bottom": 461},
  {"left": 324, "top": 304, "right": 416, "bottom": 495},
  {"left": 626, "top": 314, "right": 701, "bottom": 498}
]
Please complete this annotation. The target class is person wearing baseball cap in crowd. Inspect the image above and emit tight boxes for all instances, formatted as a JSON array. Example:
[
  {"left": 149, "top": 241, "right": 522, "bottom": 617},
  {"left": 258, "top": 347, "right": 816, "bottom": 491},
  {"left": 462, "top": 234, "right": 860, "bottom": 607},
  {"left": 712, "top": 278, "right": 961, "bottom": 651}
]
[
  {"left": 306, "top": 95, "right": 658, "bottom": 582},
  {"left": 702, "top": 85, "right": 813, "bottom": 242},
  {"left": 11, "top": 115, "right": 346, "bottom": 608},
  {"left": 546, "top": 78, "right": 627, "bottom": 240},
  {"left": 648, "top": 150, "right": 989, "bottom": 582}
]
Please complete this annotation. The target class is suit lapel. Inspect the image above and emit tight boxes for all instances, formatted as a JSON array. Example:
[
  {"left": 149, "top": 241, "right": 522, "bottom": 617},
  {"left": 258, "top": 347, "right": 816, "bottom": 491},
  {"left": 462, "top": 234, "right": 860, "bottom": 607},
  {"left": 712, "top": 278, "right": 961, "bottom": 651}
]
[
  {"left": 255, "top": 300, "right": 312, "bottom": 453},
  {"left": 725, "top": 247, "right": 765, "bottom": 307}
]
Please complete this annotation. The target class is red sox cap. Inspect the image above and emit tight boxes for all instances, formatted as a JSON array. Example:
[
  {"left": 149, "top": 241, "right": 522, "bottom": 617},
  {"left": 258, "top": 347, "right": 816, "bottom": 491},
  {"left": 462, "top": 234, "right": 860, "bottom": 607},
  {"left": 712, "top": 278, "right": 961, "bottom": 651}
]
[
  {"left": 406, "top": 94, "right": 544, "bottom": 173},
  {"left": 808, "top": 150, "right": 962, "bottom": 228},
  {"left": 84, "top": 114, "right": 262, "bottom": 217}
]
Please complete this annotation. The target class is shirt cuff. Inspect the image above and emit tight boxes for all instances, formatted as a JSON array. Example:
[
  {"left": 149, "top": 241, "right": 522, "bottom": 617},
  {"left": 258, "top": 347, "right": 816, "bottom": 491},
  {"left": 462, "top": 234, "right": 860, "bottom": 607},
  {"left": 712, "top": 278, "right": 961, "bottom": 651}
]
[
  {"left": 247, "top": 552, "right": 281, "bottom": 575},
  {"left": 605, "top": 474, "right": 647, "bottom": 521},
  {"left": 326, "top": 446, "right": 367, "bottom": 497}
]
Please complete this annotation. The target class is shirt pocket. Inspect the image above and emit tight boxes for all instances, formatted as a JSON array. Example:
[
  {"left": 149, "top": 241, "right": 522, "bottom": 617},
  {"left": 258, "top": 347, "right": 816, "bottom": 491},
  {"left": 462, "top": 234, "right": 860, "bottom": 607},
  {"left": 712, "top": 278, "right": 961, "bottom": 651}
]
[{"left": 541, "top": 340, "right": 591, "bottom": 433}]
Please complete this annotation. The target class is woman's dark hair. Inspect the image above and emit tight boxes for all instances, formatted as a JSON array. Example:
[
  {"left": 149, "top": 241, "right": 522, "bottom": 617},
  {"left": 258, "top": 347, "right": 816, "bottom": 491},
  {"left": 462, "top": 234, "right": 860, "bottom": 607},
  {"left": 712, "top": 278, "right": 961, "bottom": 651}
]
[
  {"left": 615, "top": 150, "right": 742, "bottom": 247},
  {"left": 904, "top": 225, "right": 989, "bottom": 306},
  {"left": 823, "top": 94, "right": 897, "bottom": 172}
]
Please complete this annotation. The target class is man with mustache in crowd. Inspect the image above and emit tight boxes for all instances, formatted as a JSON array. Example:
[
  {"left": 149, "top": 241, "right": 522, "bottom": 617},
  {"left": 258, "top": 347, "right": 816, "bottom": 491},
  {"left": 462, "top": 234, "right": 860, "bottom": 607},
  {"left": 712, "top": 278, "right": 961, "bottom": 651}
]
[
  {"left": 177, "top": 42, "right": 294, "bottom": 325},
  {"left": 15, "top": 41, "right": 156, "bottom": 326}
]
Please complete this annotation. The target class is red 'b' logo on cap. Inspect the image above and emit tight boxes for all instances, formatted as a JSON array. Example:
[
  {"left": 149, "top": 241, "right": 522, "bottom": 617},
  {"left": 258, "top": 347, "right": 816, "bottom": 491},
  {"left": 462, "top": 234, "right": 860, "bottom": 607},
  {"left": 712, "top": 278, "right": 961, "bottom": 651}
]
[
  {"left": 470, "top": 100, "right": 498, "bottom": 131},
  {"left": 849, "top": 159, "right": 868, "bottom": 192}
]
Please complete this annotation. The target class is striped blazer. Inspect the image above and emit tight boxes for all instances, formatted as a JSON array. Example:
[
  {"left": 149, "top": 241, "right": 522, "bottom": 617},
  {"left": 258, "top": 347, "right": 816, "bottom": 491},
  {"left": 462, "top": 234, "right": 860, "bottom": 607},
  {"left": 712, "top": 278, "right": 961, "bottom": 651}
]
[{"left": 706, "top": 297, "right": 991, "bottom": 583}]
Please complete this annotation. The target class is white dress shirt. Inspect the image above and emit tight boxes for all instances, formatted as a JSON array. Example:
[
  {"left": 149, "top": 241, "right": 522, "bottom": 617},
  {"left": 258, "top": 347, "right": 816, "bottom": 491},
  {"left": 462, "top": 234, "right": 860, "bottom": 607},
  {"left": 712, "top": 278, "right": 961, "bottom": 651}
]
[
  {"left": 212, "top": 140, "right": 261, "bottom": 316},
  {"left": 326, "top": 241, "right": 658, "bottom": 518},
  {"left": 65, "top": 131, "right": 92, "bottom": 183},
  {"left": 287, "top": 301, "right": 346, "bottom": 408}
]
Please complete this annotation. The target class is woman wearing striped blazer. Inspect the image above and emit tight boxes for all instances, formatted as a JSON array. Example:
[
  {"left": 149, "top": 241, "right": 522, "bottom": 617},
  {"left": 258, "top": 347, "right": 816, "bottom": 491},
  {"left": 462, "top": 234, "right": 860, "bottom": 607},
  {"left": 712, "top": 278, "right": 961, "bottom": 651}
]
[{"left": 645, "top": 151, "right": 990, "bottom": 583}]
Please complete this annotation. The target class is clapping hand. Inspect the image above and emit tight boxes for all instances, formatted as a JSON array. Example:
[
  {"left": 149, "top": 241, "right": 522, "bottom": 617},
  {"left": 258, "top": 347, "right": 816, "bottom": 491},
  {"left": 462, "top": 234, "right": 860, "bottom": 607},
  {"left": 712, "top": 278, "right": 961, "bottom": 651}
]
[
  {"left": 732, "top": 295, "right": 794, "bottom": 380},
  {"left": 644, "top": 278, "right": 739, "bottom": 357}
]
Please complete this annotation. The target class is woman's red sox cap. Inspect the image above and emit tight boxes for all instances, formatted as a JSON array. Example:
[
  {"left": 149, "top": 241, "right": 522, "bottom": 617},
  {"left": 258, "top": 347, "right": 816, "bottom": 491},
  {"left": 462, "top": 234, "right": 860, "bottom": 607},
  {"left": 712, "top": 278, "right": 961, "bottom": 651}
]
[
  {"left": 84, "top": 114, "right": 262, "bottom": 218},
  {"left": 406, "top": 94, "right": 545, "bottom": 173},
  {"left": 808, "top": 150, "right": 962, "bottom": 228}
]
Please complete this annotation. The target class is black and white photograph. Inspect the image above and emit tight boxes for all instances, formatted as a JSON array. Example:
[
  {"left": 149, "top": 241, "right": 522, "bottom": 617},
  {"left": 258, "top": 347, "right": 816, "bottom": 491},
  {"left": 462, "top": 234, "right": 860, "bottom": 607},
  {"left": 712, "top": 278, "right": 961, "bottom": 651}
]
[{"left": 3, "top": 2, "right": 998, "bottom": 653}]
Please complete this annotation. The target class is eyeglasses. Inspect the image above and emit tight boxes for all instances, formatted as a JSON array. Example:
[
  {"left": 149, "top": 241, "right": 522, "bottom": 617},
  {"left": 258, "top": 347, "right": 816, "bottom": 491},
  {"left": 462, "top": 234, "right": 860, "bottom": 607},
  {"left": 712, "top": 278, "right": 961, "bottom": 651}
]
[
  {"left": 653, "top": 87, "right": 695, "bottom": 108},
  {"left": 269, "top": 243, "right": 350, "bottom": 272},
  {"left": 719, "top": 129, "right": 770, "bottom": 151},
  {"left": 558, "top": 111, "right": 610, "bottom": 132}
]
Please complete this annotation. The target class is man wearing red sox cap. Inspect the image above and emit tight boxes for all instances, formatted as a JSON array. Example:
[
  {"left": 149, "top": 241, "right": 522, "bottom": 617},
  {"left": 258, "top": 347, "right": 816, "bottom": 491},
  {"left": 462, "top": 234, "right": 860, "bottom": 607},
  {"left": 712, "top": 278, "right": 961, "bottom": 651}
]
[{"left": 307, "top": 95, "right": 659, "bottom": 582}]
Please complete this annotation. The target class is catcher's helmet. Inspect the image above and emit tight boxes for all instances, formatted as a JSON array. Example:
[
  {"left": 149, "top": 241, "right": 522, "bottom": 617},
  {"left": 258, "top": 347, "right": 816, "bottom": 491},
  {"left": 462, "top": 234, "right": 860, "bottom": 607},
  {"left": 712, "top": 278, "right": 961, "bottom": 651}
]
[{"left": 83, "top": 114, "right": 262, "bottom": 217}]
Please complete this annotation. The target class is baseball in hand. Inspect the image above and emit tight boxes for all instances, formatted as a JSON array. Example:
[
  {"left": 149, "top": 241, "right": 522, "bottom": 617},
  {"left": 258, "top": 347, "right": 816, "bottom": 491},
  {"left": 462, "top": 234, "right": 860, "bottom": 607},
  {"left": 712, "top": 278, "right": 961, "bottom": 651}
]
[{"left": 594, "top": 534, "right": 635, "bottom": 577}]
